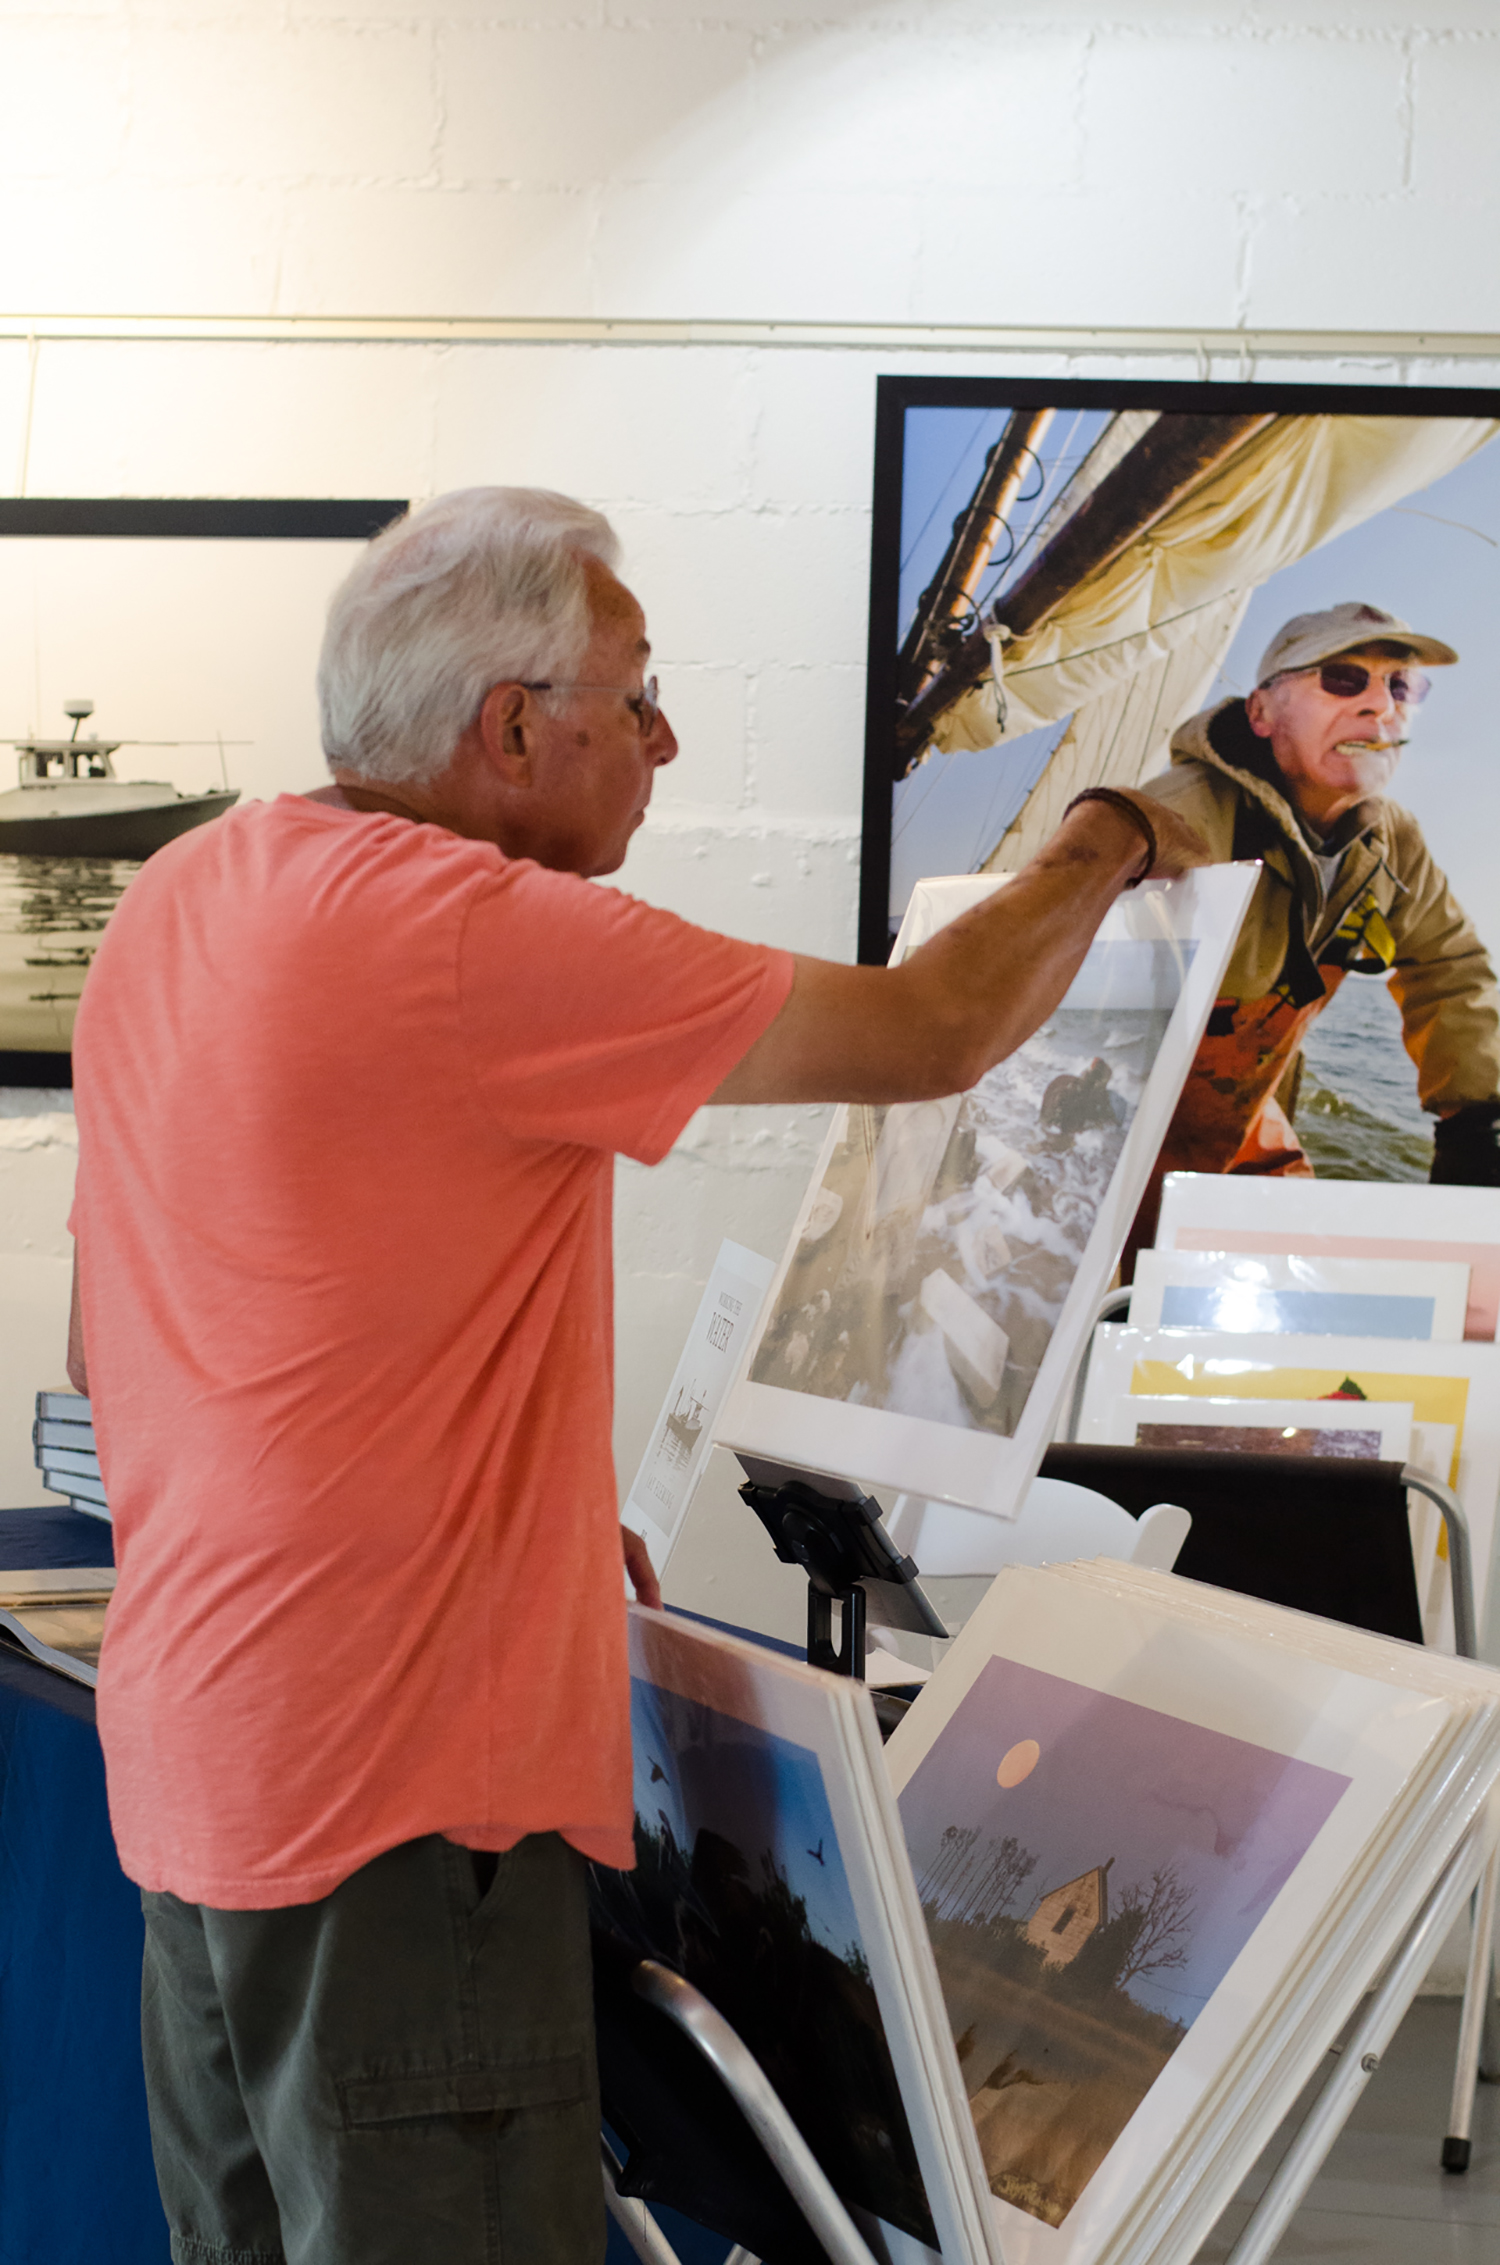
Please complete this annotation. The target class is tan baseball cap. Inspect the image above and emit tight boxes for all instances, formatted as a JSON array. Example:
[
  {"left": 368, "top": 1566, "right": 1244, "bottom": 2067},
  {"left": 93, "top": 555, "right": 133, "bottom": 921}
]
[{"left": 1256, "top": 601, "right": 1458, "bottom": 686}]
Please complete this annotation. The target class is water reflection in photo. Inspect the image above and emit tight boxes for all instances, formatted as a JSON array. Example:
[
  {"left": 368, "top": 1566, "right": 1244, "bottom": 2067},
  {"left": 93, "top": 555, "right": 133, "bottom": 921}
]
[{"left": 0, "top": 855, "right": 137, "bottom": 1051}]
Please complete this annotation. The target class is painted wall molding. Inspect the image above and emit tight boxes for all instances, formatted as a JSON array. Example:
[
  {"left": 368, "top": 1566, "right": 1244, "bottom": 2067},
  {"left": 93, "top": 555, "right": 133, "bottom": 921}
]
[{"left": 1, "top": 314, "right": 1499, "bottom": 361}]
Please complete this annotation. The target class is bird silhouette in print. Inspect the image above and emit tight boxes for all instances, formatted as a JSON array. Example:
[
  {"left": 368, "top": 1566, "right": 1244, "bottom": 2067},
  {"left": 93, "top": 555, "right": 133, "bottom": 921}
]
[
  {"left": 649, "top": 1758, "right": 668, "bottom": 1785},
  {"left": 807, "top": 1839, "right": 826, "bottom": 1866}
]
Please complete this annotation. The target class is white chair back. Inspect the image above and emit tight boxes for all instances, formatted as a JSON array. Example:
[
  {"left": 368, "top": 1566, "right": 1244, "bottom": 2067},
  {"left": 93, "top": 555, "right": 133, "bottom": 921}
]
[{"left": 886, "top": 1478, "right": 1191, "bottom": 1579}]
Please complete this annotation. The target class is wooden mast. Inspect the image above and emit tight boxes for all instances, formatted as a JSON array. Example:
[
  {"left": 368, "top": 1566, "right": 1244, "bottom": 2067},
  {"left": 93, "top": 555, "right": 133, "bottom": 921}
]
[{"left": 897, "top": 406, "right": 1056, "bottom": 709}]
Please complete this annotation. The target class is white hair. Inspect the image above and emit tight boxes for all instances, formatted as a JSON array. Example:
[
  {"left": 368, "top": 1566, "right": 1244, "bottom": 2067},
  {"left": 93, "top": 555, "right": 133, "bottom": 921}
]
[{"left": 317, "top": 486, "right": 622, "bottom": 785}]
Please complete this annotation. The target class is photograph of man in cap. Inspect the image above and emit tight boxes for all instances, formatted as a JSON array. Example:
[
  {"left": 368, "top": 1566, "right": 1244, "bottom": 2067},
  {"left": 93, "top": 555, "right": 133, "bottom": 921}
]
[{"left": 1134, "top": 600, "right": 1500, "bottom": 1243}]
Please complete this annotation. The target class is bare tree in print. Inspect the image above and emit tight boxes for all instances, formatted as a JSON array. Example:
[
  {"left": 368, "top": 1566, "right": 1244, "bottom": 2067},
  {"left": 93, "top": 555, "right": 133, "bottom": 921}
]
[{"left": 1113, "top": 1864, "right": 1197, "bottom": 1991}]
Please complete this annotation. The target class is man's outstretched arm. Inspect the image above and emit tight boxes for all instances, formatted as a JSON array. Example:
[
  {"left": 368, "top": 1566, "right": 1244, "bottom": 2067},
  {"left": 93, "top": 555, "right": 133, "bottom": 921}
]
[{"left": 713, "top": 792, "right": 1210, "bottom": 1108}]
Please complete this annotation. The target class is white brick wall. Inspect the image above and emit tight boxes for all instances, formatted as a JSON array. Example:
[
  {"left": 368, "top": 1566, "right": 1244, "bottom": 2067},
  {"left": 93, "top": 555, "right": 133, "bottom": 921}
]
[
  {"left": 3, "top": 7, "right": 1500, "bottom": 1761},
  {"left": 3, "top": 11, "right": 1495, "bottom": 325}
]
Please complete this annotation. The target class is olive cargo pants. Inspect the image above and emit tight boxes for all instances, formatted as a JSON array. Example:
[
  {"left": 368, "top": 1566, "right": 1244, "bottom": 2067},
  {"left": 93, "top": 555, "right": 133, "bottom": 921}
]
[{"left": 139, "top": 1831, "right": 604, "bottom": 2265}]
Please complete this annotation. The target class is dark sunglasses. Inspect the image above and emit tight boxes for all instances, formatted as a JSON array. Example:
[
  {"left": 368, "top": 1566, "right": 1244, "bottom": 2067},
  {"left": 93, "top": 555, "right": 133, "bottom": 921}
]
[{"left": 1278, "top": 659, "right": 1430, "bottom": 707}]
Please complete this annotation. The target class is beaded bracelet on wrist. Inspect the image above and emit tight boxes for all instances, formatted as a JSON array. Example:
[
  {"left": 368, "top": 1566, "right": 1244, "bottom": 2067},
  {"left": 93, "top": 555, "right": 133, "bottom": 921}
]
[{"left": 1062, "top": 787, "right": 1157, "bottom": 887}]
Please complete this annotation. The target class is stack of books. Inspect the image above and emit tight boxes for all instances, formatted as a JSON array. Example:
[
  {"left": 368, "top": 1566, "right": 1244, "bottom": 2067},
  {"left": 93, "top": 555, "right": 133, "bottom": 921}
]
[
  {"left": 33, "top": 1388, "right": 109, "bottom": 1521},
  {"left": 604, "top": 1573, "right": 1500, "bottom": 2265}
]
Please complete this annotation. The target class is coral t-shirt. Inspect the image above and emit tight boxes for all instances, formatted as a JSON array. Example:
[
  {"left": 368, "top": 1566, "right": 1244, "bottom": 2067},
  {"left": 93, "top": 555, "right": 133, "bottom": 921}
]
[{"left": 70, "top": 796, "right": 792, "bottom": 1908}]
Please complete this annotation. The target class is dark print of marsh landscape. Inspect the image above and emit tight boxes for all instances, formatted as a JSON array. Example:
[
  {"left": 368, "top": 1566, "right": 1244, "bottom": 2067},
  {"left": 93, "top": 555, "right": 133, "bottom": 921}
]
[
  {"left": 751, "top": 938, "right": 1188, "bottom": 1438},
  {"left": 590, "top": 1677, "right": 935, "bottom": 2247},
  {"left": 898, "top": 1656, "right": 1349, "bottom": 2227}
]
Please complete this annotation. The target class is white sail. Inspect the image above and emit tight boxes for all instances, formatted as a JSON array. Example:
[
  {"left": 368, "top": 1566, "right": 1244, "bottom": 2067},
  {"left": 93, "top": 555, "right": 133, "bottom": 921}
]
[
  {"left": 980, "top": 588, "right": 1249, "bottom": 874},
  {"left": 929, "top": 412, "right": 1500, "bottom": 758}
]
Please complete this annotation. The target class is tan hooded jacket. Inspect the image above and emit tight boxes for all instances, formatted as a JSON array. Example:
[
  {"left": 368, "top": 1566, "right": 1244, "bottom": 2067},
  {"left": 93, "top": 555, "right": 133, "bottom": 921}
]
[{"left": 1137, "top": 695, "right": 1500, "bottom": 1181}]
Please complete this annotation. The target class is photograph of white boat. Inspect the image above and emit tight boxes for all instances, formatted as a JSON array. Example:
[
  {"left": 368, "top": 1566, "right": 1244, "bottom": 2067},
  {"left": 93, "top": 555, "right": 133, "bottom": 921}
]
[
  {"left": 0, "top": 702, "right": 238, "bottom": 862},
  {"left": 0, "top": 703, "right": 240, "bottom": 1054},
  {"left": 0, "top": 500, "right": 402, "bottom": 1062}
]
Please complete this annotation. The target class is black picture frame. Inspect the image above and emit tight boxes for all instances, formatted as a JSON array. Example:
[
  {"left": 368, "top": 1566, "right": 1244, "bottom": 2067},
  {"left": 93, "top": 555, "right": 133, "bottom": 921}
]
[
  {"left": 0, "top": 498, "right": 407, "bottom": 1085},
  {"left": 859, "top": 374, "right": 1500, "bottom": 966},
  {"left": 0, "top": 499, "right": 406, "bottom": 541}
]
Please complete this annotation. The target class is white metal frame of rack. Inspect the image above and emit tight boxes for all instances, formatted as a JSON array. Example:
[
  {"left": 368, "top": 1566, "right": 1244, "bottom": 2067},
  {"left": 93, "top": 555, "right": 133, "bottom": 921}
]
[{"left": 600, "top": 1959, "right": 879, "bottom": 2265}]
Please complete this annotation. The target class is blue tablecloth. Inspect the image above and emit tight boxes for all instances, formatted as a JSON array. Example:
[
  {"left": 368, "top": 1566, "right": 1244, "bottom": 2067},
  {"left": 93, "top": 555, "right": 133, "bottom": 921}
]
[
  {"left": 0, "top": 1511, "right": 745, "bottom": 2265},
  {"left": 0, "top": 1503, "right": 116, "bottom": 1571},
  {"left": 0, "top": 1507, "right": 169, "bottom": 2265}
]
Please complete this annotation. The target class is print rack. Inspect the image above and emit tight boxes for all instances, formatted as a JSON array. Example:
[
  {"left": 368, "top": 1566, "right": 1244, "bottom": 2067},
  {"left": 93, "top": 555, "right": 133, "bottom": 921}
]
[{"left": 601, "top": 1804, "right": 1496, "bottom": 2265}]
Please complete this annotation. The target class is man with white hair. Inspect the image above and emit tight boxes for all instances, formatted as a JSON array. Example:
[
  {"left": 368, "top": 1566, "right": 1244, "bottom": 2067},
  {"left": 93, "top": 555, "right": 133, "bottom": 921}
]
[
  {"left": 67, "top": 487, "right": 1205, "bottom": 2265},
  {"left": 1137, "top": 600, "right": 1500, "bottom": 1232}
]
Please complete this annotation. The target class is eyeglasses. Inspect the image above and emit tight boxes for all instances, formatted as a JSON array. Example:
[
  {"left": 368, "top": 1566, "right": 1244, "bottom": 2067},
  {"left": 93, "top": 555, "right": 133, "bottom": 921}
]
[
  {"left": 1276, "top": 659, "right": 1431, "bottom": 707},
  {"left": 520, "top": 676, "right": 662, "bottom": 735}
]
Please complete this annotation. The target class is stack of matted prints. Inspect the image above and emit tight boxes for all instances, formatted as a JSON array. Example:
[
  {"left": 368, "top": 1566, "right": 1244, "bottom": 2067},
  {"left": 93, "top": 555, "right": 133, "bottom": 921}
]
[
  {"left": 610, "top": 1582, "right": 1500, "bottom": 2265},
  {"left": 1127, "top": 1245, "right": 1470, "bottom": 1345},
  {"left": 1155, "top": 1177, "right": 1500, "bottom": 1346},
  {"left": 1080, "top": 1330, "right": 1498, "bottom": 1651},
  {"left": 1082, "top": 1177, "right": 1500, "bottom": 1647}
]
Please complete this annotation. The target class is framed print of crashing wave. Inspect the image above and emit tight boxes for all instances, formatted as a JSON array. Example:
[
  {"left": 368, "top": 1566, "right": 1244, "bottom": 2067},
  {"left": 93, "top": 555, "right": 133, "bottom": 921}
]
[
  {"left": 716, "top": 863, "right": 1254, "bottom": 1517},
  {"left": 861, "top": 376, "right": 1500, "bottom": 1183}
]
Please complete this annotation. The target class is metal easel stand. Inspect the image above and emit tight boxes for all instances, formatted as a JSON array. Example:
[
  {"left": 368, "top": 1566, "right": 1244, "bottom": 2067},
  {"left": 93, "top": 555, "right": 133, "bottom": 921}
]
[
  {"left": 1062, "top": 1284, "right": 1132, "bottom": 1443},
  {"left": 602, "top": 2139, "right": 684, "bottom": 2265},
  {"left": 1393, "top": 1465, "right": 1500, "bottom": 2165},
  {"left": 601, "top": 1959, "right": 879, "bottom": 2265},
  {"left": 600, "top": 2155, "right": 762, "bottom": 2265},
  {"left": 1447, "top": 1845, "right": 1500, "bottom": 2172},
  {"left": 1224, "top": 1818, "right": 1490, "bottom": 2265}
]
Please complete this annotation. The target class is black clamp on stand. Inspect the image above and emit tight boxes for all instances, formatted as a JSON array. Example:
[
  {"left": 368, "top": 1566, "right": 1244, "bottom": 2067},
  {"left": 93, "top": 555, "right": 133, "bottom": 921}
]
[{"left": 734, "top": 1454, "right": 947, "bottom": 1679}]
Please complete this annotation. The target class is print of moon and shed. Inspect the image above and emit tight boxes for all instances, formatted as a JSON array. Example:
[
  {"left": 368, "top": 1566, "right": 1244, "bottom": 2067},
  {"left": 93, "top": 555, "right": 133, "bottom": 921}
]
[{"left": 898, "top": 1656, "right": 1350, "bottom": 2226}]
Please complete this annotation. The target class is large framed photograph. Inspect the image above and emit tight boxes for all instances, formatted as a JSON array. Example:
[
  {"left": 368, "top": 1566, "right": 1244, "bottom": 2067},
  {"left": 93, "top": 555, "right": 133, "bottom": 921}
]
[
  {"left": 862, "top": 378, "right": 1500, "bottom": 1181},
  {"left": 0, "top": 498, "right": 403, "bottom": 1078},
  {"left": 716, "top": 863, "right": 1254, "bottom": 1515}
]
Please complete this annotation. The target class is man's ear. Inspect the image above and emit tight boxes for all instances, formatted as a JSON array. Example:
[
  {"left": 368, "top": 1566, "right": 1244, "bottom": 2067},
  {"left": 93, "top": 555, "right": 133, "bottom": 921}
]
[
  {"left": 1245, "top": 685, "right": 1275, "bottom": 742},
  {"left": 477, "top": 684, "right": 533, "bottom": 784}
]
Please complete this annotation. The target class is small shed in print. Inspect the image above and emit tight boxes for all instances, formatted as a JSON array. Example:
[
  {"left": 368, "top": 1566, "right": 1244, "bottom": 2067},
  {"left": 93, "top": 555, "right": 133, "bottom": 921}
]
[{"left": 1024, "top": 1860, "right": 1113, "bottom": 1969}]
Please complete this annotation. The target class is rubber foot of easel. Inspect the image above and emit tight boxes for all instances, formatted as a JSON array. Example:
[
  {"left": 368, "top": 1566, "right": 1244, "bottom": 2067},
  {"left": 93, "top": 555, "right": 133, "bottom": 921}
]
[{"left": 1442, "top": 2135, "right": 1472, "bottom": 2173}]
